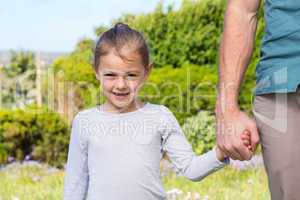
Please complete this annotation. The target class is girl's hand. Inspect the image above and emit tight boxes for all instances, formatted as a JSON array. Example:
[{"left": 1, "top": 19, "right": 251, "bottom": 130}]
[
  {"left": 215, "top": 146, "right": 227, "bottom": 162},
  {"left": 216, "top": 129, "right": 253, "bottom": 162},
  {"left": 240, "top": 130, "right": 252, "bottom": 151}
]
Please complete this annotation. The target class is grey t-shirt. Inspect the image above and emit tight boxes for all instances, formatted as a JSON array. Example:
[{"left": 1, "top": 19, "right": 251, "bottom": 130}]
[{"left": 63, "top": 103, "right": 227, "bottom": 200}]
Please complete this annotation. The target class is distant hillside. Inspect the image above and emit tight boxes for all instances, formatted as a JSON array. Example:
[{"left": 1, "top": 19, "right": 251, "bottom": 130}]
[{"left": 0, "top": 50, "right": 67, "bottom": 67}]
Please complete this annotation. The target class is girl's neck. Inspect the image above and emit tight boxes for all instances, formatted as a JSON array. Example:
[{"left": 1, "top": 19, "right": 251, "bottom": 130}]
[{"left": 102, "top": 99, "right": 146, "bottom": 114}]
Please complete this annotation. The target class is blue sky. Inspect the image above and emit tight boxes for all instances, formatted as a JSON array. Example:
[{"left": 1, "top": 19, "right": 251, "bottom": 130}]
[{"left": 1, "top": 0, "right": 181, "bottom": 52}]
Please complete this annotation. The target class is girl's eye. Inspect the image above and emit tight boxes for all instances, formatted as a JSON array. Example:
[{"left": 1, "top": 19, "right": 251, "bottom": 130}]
[
  {"left": 126, "top": 74, "right": 139, "bottom": 80},
  {"left": 104, "top": 73, "right": 116, "bottom": 77}
]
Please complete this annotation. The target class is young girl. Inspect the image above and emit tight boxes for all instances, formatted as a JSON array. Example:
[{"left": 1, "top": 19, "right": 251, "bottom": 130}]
[{"left": 63, "top": 23, "right": 251, "bottom": 200}]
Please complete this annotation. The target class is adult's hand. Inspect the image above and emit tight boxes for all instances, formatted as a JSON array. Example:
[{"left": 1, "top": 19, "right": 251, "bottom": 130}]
[{"left": 215, "top": 104, "right": 259, "bottom": 161}]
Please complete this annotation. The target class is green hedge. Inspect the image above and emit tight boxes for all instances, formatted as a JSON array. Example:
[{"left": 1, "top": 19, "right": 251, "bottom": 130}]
[
  {"left": 182, "top": 111, "right": 216, "bottom": 154},
  {"left": 140, "top": 65, "right": 217, "bottom": 124},
  {"left": 0, "top": 106, "right": 70, "bottom": 168}
]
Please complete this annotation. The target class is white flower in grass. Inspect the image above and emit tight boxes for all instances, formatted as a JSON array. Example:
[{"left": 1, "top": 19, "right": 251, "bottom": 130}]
[
  {"left": 8, "top": 156, "right": 15, "bottom": 163},
  {"left": 166, "top": 188, "right": 183, "bottom": 200},
  {"left": 194, "top": 192, "right": 201, "bottom": 200},
  {"left": 183, "top": 192, "right": 192, "bottom": 200},
  {"left": 203, "top": 194, "right": 209, "bottom": 200},
  {"left": 12, "top": 197, "right": 19, "bottom": 200},
  {"left": 247, "top": 178, "right": 254, "bottom": 185},
  {"left": 31, "top": 175, "right": 41, "bottom": 182},
  {"left": 24, "top": 154, "right": 31, "bottom": 161}
]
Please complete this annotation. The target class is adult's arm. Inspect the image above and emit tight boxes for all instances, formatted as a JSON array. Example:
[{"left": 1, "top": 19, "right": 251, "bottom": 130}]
[{"left": 216, "top": 0, "right": 261, "bottom": 160}]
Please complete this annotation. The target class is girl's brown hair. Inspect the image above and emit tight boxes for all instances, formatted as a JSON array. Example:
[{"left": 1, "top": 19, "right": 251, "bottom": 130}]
[{"left": 93, "top": 23, "right": 150, "bottom": 72}]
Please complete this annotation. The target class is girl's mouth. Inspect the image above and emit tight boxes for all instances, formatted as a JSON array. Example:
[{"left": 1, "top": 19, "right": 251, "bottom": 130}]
[
  {"left": 112, "top": 92, "right": 130, "bottom": 96},
  {"left": 112, "top": 92, "right": 130, "bottom": 101}
]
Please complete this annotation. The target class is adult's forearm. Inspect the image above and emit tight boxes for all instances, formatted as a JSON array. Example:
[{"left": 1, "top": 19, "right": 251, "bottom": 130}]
[{"left": 217, "top": 1, "right": 259, "bottom": 112}]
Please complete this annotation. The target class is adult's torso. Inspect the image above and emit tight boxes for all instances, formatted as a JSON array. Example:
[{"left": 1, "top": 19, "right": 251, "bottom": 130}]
[{"left": 256, "top": 0, "right": 300, "bottom": 94}]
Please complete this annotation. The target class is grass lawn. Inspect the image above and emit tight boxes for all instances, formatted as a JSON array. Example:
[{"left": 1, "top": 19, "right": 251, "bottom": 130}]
[{"left": 0, "top": 162, "right": 270, "bottom": 200}]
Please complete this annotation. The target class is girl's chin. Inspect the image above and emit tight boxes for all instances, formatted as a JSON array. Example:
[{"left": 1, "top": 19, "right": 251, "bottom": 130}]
[
  {"left": 110, "top": 97, "right": 132, "bottom": 108},
  {"left": 112, "top": 101, "right": 130, "bottom": 108}
]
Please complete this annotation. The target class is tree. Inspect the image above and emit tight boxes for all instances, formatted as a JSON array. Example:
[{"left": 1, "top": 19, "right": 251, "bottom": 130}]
[
  {"left": 4, "top": 51, "right": 35, "bottom": 79},
  {"left": 1, "top": 51, "right": 37, "bottom": 108},
  {"left": 94, "top": 25, "right": 108, "bottom": 37}
]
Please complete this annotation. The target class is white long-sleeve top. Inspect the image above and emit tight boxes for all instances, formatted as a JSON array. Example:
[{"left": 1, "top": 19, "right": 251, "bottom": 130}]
[{"left": 63, "top": 103, "right": 228, "bottom": 200}]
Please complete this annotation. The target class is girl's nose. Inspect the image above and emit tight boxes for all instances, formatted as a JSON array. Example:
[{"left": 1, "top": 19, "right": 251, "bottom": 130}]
[{"left": 116, "top": 77, "right": 127, "bottom": 89}]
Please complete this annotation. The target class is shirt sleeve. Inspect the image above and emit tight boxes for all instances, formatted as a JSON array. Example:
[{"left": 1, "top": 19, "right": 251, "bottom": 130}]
[
  {"left": 64, "top": 113, "right": 89, "bottom": 200},
  {"left": 160, "top": 106, "right": 228, "bottom": 182}
]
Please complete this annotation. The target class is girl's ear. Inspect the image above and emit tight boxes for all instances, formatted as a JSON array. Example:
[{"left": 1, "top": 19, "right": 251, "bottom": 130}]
[{"left": 95, "top": 73, "right": 100, "bottom": 81}]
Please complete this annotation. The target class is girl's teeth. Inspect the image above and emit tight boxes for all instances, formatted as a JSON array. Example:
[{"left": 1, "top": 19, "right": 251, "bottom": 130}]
[{"left": 115, "top": 93, "right": 128, "bottom": 96}]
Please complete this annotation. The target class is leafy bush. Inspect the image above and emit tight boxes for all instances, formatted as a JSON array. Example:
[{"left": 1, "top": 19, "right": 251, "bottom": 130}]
[
  {"left": 140, "top": 65, "right": 218, "bottom": 124},
  {"left": 182, "top": 111, "right": 216, "bottom": 154},
  {"left": 0, "top": 105, "right": 70, "bottom": 168}
]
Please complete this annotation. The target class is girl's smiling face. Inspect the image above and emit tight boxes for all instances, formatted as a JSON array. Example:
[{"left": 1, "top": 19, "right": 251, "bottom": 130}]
[{"left": 96, "top": 49, "right": 150, "bottom": 112}]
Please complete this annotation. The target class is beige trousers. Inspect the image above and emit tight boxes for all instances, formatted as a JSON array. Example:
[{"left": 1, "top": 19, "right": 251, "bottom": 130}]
[{"left": 254, "top": 86, "right": 300, "bottom": 200}]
